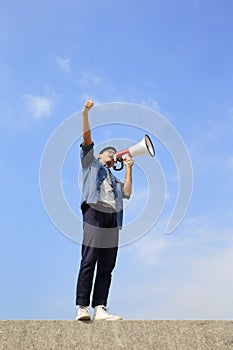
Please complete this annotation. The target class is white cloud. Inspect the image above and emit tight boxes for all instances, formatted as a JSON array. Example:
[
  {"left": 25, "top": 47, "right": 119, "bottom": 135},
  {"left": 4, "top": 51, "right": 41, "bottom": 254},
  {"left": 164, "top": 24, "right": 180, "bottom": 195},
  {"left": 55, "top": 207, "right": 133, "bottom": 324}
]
[
  {"left": 56, "top": 57, "right": 70, "bottom": 72},
  {"left": 116, "top": 242, "right": 233, "bottom": 320},
  {"left": 77, "top": 93, "right": 102, "bottom": 106},
  {"left": 78, "top": 93, "right": 92, "bottom": 101},
  {"left": 114, "top": 218, "right": 233, "bottom": 319},
  {"left": 133, "top": 234, "right": 172, "bottom": 266},
  {"left": 24, "top": 94, "right": 53, "bottom": 119},
  {"left": 145, "top": 242, "right": 233, "bottom": 320},
  {"left": 80, "top": 72, "right": 102, "bottom": 88},
  {"left": 141, "top": 98, "right": 160, "bottom": 112}
]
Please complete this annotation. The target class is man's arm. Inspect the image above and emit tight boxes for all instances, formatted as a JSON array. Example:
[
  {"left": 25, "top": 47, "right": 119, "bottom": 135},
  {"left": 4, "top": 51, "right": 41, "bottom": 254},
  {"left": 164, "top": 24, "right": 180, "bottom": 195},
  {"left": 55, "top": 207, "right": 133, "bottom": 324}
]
[
  {"left": 123, "top": 156, "right": 134, "bottom": 198},
  {"left": 82, "top": 100, "right": 94, "bottom": 145}
]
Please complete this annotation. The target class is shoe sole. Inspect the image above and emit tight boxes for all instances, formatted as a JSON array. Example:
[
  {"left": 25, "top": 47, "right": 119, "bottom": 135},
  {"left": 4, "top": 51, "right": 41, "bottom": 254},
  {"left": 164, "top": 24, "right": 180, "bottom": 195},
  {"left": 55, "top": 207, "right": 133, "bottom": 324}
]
[{"left": 76, "top": 316, "right": 91, "bottom": 321}]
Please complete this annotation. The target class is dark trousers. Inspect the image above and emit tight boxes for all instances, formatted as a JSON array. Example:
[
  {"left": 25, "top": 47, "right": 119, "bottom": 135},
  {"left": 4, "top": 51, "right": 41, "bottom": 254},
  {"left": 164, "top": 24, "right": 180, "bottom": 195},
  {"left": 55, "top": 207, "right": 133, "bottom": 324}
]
[{"left": 76, "top": 203, "right": 119, "bottom": 308}]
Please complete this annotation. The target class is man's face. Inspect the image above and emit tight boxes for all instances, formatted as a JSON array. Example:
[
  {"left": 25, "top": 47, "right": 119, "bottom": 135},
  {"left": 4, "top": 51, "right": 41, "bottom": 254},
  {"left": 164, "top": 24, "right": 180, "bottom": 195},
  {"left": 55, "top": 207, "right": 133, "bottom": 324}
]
[{"left": 98, "top": 149, "right": 116, "bottom": 167}]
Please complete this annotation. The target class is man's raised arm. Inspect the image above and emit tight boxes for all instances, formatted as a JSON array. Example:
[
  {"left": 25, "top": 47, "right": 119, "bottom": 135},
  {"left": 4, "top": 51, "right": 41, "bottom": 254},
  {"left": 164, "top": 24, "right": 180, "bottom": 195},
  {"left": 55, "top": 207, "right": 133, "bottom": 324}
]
[{"left": 82, "top": 100, "right": 94, "bottom": 145}]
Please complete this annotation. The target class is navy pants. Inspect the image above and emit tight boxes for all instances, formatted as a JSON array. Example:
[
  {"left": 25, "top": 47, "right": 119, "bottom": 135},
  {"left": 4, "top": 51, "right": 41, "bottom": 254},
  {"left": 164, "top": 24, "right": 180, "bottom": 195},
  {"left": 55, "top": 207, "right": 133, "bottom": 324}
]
[{"left": 76, "top": 202, "right": 119, "bottom": 308}]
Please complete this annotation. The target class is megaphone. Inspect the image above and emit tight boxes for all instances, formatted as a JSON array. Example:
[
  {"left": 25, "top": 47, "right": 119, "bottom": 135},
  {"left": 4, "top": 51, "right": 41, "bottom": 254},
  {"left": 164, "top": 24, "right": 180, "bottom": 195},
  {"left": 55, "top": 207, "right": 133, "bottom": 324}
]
[{"left": 113, "top": 134, "right": 155, "bottom": 171}]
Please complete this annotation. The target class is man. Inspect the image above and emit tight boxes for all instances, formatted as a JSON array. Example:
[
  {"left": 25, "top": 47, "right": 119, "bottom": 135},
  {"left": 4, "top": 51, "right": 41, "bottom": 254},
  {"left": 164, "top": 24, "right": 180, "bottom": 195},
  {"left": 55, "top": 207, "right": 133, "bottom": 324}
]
[{"left": 76, "top": 100, "right": 134, "bottom": 321}]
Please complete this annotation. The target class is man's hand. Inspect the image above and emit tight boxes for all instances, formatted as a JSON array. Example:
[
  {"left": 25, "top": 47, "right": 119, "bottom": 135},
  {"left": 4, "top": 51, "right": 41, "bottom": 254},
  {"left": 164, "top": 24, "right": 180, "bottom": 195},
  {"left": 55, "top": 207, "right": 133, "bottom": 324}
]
[
  {"left": 123, "top": 155, "right": 134, "bottom": 168},
  {"left": 83, "top": 100, "right": 94, "bottom": 112}
]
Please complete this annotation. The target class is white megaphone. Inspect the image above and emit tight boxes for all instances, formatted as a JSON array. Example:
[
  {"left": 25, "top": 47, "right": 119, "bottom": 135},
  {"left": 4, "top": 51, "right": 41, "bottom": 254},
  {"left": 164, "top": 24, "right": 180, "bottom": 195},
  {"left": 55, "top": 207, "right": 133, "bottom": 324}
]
[{"left": 113, "top": 134, "right": 155, "bottom": 171}]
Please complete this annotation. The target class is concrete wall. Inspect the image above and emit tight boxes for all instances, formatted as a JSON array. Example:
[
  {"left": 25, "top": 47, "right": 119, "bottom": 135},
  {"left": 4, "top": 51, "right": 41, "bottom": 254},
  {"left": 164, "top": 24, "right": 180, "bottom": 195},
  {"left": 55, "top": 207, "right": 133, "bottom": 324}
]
[{"left": 1, "top": 320, "right": 233, "bottom": 350}]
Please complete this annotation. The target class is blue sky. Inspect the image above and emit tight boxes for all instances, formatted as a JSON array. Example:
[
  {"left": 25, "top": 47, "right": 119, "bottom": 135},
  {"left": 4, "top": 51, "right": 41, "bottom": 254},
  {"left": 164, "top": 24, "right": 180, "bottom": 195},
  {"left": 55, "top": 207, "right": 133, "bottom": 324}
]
[{"left": 1, "top": 0, "right": 233, "bottom": 320}]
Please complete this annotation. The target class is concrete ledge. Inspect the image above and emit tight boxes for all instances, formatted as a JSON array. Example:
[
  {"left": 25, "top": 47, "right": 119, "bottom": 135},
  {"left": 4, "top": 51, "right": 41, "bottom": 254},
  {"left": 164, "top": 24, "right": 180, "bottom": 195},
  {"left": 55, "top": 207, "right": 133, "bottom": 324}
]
[{"left": 1, "top": 320, "right": 233, "bottom": 350}]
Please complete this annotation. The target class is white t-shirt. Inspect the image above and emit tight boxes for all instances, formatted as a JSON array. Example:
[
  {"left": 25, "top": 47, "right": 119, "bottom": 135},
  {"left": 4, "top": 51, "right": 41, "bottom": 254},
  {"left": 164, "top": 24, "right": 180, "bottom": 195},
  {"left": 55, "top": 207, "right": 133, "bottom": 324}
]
[{"left": 98, "top": 169, "right": 116, "bottom": 209}]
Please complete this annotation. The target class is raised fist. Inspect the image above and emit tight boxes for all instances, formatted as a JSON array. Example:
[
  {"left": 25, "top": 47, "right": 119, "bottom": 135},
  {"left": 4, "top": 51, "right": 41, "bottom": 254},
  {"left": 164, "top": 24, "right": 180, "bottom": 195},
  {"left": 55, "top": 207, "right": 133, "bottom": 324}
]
[{"left": 84, "top": 100, "right": 94, "bottom": 111}]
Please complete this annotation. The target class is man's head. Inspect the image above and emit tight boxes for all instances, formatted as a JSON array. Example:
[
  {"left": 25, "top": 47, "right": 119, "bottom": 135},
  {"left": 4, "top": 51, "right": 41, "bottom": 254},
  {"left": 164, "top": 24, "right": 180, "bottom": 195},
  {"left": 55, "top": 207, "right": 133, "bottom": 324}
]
[{"left": 98, "top": 147, "right": 117, "bottom": 168}]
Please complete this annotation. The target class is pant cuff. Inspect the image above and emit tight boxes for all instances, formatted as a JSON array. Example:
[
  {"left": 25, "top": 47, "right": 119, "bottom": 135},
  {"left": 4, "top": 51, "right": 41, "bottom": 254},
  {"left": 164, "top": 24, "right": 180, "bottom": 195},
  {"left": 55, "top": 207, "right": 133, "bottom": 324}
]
[
  {"left": 92, "top": 300, "right": 107, "bottom": 308},
  {"left": 76, "top": 299, "right": 90, "bottom": 306}
]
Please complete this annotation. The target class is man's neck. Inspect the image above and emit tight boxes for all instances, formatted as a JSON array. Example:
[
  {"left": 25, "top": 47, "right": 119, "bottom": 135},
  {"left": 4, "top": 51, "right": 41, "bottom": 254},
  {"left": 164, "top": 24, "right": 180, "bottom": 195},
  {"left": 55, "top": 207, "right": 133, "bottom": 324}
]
[{"left": 99, "top": 160, "right": 112, "bottom": 168}]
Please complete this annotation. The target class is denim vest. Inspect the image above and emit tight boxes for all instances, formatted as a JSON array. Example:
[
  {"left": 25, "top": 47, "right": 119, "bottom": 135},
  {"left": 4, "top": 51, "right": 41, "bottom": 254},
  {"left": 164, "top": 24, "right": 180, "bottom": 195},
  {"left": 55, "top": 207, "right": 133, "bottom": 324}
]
[{"left": 80, "top": 142, "right": 127, "bottom": 229}]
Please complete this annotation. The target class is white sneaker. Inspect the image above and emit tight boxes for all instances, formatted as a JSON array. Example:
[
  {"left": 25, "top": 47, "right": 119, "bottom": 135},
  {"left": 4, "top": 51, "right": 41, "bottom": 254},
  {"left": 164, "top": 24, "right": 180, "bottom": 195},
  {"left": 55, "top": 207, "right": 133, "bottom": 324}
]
[
  {"left": 93, "top": 305, "right": 122, "bottom": 321},
  {"left": 76, "top": 305, "right": 91, "bottom": 321}
]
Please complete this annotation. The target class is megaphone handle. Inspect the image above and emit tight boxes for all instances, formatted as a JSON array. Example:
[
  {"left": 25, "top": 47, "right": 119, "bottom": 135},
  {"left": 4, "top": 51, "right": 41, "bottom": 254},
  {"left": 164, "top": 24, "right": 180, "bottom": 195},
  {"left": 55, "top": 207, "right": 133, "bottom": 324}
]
[
  {"left": 113, "top": 155, "right": 124, "bottom": 171},
  {"left": 113, "top": 161, "right": 124, "bottom": 171}
]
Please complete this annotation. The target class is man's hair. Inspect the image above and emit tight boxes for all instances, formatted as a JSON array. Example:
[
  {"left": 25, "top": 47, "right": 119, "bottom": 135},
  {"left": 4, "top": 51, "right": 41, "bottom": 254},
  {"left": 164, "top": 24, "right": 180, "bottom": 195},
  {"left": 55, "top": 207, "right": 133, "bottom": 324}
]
[{"left": 99, "top": 146, "right": 117, "bottom": 154}]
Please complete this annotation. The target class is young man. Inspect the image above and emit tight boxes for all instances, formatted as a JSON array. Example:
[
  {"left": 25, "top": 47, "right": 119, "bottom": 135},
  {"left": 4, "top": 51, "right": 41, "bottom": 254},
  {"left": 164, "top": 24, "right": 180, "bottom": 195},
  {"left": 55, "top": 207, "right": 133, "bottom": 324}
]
[{"left": 76, "top": 100, "right": 134, "bottom": 321}]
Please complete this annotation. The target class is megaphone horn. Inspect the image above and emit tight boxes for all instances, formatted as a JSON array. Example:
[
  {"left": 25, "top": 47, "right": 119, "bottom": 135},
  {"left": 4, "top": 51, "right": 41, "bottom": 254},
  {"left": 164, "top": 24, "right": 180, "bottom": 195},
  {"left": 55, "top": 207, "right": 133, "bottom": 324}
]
[{"left": 113, "top": 134, "right": 155, "bottom": 171}]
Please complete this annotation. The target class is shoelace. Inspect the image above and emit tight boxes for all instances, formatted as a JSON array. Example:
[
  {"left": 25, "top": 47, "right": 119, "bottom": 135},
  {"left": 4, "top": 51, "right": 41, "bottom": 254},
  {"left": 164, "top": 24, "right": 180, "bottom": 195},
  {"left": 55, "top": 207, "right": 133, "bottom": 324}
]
[
  {"left": 80, "top": 306, "right": 89, "bottom": 312},
  {"left": 98, "top": 305, "right": 108, "bottom": 313}
]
